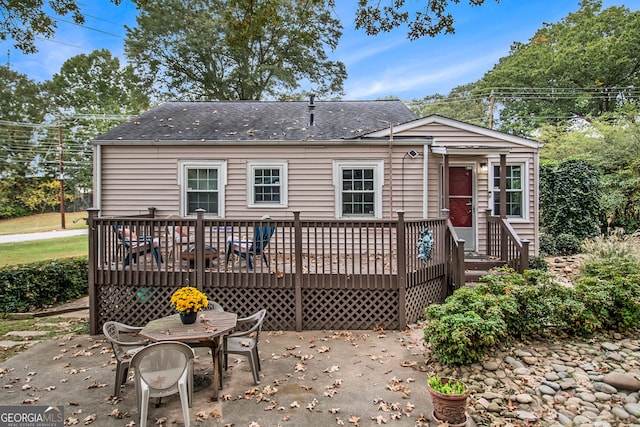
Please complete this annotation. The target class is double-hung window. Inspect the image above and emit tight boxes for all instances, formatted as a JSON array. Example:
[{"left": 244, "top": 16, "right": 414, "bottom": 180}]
[
  {"left": 247, "top": 161, "right": 288, "bottom": 207},
  {"left": 179, "top": 160, "right": 226, "bottom": 217},
  {"left": 334, "top": 160, "right": 383, "bottom": 218},
  {"left": 491, "top": 162, "right": 526, "bottom": 219}
]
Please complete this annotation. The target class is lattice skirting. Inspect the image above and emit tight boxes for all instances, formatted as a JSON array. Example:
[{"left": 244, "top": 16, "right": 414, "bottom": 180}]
[
  {"left": 204, "top": 286, "right": 297, "bottom": 331},
  {"left": 96, "top": 285, "right": 179, "bottom": 330},
  {"left": 405, "top": 278, "right": 444, "bottom": 324},
  {"left": 301, "top": 288, "right": 399, "bottom": 330},
  {"left": 95, "top": 279, "right": 446, "bottom": 333}
]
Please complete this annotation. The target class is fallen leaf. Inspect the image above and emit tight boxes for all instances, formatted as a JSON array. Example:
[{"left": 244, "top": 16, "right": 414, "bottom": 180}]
[
  {"left": 108, "top": 409, "right": 127, "bottom": 419},
  {"left": 372, "top": 415, "right": 388, "bottom": 425}
]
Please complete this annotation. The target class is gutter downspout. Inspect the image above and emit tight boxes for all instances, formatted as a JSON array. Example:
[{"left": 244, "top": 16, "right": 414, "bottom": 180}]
[
  {"left": 93, "top": 144, "right": 101, "bottom": 210},
  {"left": 388, "top": 123, "right": 394, "bottom": 219}
]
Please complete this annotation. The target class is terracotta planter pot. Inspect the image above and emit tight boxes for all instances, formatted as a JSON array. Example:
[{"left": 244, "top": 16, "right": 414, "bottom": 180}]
[{"left": 427, "top": 377, "right": 469, "bottom": 425}]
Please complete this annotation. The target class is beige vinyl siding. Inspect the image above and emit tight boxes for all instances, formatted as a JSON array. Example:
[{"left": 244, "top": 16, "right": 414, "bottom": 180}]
[{"left": 98, "top": 143, "right": 429, "bottom": 221}]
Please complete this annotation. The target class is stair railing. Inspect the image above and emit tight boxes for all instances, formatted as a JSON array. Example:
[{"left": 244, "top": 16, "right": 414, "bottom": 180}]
[
  {"left": 442, "top": 209, "right": 466, "bottom": 293},
  {"left": 485, "top": 209, "right": 529, "bottom": 273}
]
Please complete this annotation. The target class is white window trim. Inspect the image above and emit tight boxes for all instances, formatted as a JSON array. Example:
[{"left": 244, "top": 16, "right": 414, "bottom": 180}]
[
  {"left": 178, "top": 160, "right": 227, "bottom": 217},
  {"left": 333, "top": 160, "right": 384, "bottom": 219},
  {"left": 489, "top": 160, "right": 529, "bottom": 222},
  {"left": 247, "top": 160, "right": 288, "bottom": 208}
]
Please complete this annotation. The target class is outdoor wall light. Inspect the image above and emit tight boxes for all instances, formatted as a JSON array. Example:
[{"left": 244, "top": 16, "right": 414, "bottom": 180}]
[{"left": 480, "top": 162, "right": 488, "bottom": 172}]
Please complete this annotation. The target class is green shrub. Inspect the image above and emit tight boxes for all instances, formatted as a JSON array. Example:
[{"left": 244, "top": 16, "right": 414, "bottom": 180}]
[
  {"left": 423, "top": 256, "right": 640, "bottom": 365},
  {"left": 541, "top": 233, "right": 583, "bottom": 255},
  {"left": 575, "top": 256, "right": 640, "bottom": 330},
  {"left": 528, "top": 256, "right": 548, "bottom": 271},
  {"left": 424, "top": 285, "right": 517, "bottom": 365},
  {"left": 555, "top": 233, "right": 583, "bottom": 255},
  {"left": 0, "top": 257, "right": 88, "bottom": 313}
]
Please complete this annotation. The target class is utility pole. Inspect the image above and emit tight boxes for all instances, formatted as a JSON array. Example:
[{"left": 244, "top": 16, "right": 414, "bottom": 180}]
[
  {"left": 489, "top": 90, "right": 495, "bottom": 129},
  {"left": 58, "top": 118, "right": 66, "bottom": 229}
]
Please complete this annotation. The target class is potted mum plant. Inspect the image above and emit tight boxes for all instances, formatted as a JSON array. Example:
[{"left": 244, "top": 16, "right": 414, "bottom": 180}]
[
  {"left": 427, "top": 375, "right": 470, "bottom": 426},
  {"left": 170, "top": 286, "right": 209, "bottom": 324}
]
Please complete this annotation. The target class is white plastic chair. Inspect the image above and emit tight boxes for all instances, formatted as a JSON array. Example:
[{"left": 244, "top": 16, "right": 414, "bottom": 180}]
[
  {"left": 130, "top": 341, "right": 195, "bottom": 427},
  {"left": 223, "top": 309, "right": 266, "bottom": 385},
  {"left": 103, "top": 321, "right": 147, "bottom": 398}
]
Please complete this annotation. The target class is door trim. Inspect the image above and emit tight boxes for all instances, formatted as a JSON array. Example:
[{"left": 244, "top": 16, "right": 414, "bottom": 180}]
[{"left": 444, "top": 163, "right": 478, "bottom": 252}]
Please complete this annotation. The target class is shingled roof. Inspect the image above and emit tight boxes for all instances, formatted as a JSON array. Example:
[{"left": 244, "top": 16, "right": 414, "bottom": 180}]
[{"left": 94, "top": 99, "right": 417, "bottom": 142}]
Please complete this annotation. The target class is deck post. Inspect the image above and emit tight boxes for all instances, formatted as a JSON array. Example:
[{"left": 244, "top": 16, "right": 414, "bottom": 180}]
[
  {"left": 396, "top": 211, "right": 407, "bottom": 330},
  {"left": 455, "top": 239, "right": 466, "bottom": 291},
  {"left": 485, "top": 208, "right": 493, "bottom": 256},
  {"left": 520, "top": 239, "right": 530, "bottom": 272},
  {"left": 87, "top": 207, "right": 100, "bottom": 335},
  {"left": 293, "top": 211, "right": 303, "bottom": 331},
  {"left": 195, "top": 209, "right": 205, "bottom": 289},
  {"left": 441, "top": 209, "right": 451, "bottom": 290}
]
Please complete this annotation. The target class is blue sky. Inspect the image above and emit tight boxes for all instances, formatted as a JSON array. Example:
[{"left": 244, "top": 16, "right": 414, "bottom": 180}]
[{"left": 2, "top": 0, "right": 636, "bottom": 101}]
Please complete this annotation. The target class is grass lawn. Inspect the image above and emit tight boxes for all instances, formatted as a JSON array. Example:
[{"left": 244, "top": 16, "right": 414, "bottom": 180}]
[
  {"left": 0, "top": 211, "right": 86, "bottom": 235},
  {"left": 0, "top": 212, "right": 88, "bottom": 266},
  {"left": 0, "top": 236, "right": 87, "bottom": 267}
]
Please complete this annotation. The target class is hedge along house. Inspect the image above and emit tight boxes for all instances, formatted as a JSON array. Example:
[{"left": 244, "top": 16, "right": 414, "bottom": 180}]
[{"left": 88, "top": 98, "right": 541, "bottom": 334}]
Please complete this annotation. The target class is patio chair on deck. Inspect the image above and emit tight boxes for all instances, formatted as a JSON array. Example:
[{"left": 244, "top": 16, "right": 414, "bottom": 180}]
[
  {"left": 114, "top": 225, "right": 162, "bottom": 266},
  {"left": 103, "top": 321, "right": 148, "bottom": 398},
  {"left": 166, "top": 225, "right": 192, "bottom": 262},
  {"left": 225, "top": 218, "right": 275, "bottom": 271}
]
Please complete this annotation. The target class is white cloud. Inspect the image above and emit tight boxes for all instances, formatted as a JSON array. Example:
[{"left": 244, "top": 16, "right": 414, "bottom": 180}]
[{"left": 345, "top": 49, "right": 504, "bottom": 99}]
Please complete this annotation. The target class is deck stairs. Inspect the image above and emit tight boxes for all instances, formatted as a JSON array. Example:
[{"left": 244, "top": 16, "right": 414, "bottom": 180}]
[{"left": 464, "top": 254, "right": 505, "bottom": 286}]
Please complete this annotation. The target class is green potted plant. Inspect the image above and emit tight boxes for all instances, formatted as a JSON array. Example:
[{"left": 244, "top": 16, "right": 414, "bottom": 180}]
[{"left": 427, "top": 375, "right": 470, "bottom": 426}]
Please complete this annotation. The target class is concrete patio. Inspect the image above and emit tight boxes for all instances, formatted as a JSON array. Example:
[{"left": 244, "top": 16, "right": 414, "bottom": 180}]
[{"left": 0, "top": 307, "right": 435, "bottom": 427}]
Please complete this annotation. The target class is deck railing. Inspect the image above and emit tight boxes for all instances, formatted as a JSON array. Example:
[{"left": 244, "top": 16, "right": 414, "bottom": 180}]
[
  {"left": 486, "top": 210, "right": 530, "bottom": 273},
  {"left": 87, "top": 208, "right": 453, "bottom": 334}
]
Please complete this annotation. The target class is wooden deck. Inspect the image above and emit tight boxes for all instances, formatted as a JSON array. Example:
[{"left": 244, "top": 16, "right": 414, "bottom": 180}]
[{"left": 88, "top": 209, "right": 456, "bottom": 335}]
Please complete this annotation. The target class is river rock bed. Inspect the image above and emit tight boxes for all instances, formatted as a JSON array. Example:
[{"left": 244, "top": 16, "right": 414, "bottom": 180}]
[{"left": 427, "top": 330, "right": 640, "bottom": 426}]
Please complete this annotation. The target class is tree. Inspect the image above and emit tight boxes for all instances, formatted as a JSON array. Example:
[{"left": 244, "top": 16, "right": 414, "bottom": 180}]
[
  {"left": 538, "top": 116, "right": 640, "bottom": 231},
  {"left": 0, "top": 66, "right": 47, "bottom": 218},
  {"left": 353, "top": 0, "right": 497, "bottom": 40},
  {"left": 44, "top": 49, "right": 152, "bottom": 207},
  {"left": 47, "top": 49, "right": 151, "bottom": 115},
  {"left": 406, "top": 83, "right": 490, "bottom": 126},
  {"left": 539, "top": 159, "right": 603, "bottom": 254},
  {"left": 0, "top": 0, "right": 121, "bottom": 54},
  {"left": 478, "top": 0, "right": 640, "bottom": 135},
  {"left": 125, "top": 0, "right": 346, "bottom": 100}
]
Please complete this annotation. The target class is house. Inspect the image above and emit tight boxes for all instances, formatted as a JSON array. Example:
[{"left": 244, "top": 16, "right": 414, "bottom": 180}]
[
  {"left": 88, "top": 98, "right": 541, "bottom": 333},
  {"left": 93, "top": 98, "right": 541, "bottom": 256}
]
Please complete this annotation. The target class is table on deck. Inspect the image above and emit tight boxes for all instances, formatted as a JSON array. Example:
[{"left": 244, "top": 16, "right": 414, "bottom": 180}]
[{"left": 139, "top": 310, "right": 237, "bottom": 400}]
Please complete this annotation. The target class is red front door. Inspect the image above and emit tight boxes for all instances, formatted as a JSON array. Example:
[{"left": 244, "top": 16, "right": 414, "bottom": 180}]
[{"left": 449, "top": 167, "right": 472, "bottom": 227}]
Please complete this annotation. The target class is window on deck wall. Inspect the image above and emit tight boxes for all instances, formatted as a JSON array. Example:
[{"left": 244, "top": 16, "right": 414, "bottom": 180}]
[
  {"left": 490, "top": 162, "right": 527, "bottom": 220},
  {"left": 334, "top": 160, "right": 383, "bottom": 218},
  {"left": 248, "top": 161, "right": 288, "bottom": 208},
  {"left": 179, "top": 160, "right": 226, "bottom": 217}
]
